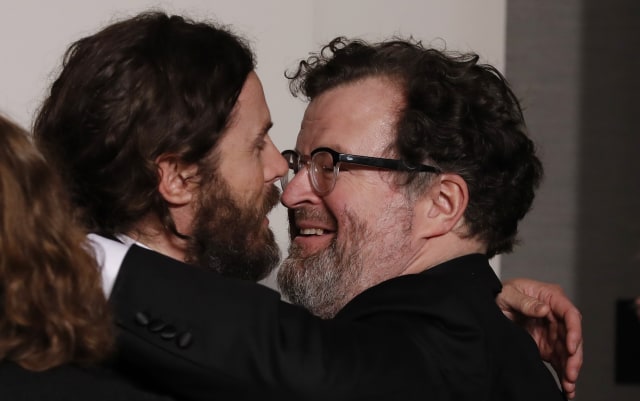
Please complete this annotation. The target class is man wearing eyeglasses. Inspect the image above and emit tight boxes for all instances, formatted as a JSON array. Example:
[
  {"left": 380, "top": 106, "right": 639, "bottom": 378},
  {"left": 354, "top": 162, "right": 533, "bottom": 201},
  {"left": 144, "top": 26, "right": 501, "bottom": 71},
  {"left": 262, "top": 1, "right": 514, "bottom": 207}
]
[
  {"left": 276, "top": 37, "right": 567, "bottom": 400},
  {"left": 34, "top": 12, "right": 581, "bottom": 401}
]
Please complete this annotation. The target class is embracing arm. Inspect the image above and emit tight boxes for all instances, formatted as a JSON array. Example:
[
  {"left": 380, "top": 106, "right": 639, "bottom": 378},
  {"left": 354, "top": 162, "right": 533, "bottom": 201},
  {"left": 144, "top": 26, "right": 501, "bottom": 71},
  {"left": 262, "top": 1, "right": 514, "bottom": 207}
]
[
  {"left": 109, "top": 245, "right": 425, "bottom": 401},
  {"left": 498, "top": 278, "right": 583, "bottom": 399}
]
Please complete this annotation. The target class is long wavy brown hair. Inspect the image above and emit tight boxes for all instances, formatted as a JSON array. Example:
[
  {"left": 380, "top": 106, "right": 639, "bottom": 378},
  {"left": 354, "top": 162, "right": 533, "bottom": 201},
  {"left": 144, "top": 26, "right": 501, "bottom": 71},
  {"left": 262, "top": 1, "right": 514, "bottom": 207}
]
[{"left": 0, "top": 114, "right": 113, "bottom": 370}]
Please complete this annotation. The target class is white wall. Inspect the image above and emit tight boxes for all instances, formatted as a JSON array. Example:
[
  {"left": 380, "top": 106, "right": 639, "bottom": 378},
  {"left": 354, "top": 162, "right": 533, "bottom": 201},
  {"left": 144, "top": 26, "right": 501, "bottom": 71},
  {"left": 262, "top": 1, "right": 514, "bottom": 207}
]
[{"left": 0, "top": 0, "right": 506, "bottom": 286}]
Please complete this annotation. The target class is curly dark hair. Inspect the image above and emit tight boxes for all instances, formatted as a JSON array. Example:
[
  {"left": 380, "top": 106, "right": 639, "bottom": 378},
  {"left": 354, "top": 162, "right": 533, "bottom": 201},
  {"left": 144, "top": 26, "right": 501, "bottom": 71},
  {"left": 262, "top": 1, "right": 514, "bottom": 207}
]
[
  {"left": 288, "top": 37, "right": 543, "bottom": 257},
  {"left": 0, "top": 114, "right": 113, "bottom": 370},
  {"left": 33, "top": 11, "right": 255, "bottom": 237}
]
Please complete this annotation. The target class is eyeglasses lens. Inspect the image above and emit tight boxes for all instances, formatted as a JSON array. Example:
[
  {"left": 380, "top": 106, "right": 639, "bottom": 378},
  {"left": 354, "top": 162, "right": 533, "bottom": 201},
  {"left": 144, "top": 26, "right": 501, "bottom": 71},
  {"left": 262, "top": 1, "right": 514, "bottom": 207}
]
[
  {"left": 311, "top": 151, "right": 335, "bottom": 194},
  {"left": 281, "top": 150, "right": 336, "bottom": 195}
]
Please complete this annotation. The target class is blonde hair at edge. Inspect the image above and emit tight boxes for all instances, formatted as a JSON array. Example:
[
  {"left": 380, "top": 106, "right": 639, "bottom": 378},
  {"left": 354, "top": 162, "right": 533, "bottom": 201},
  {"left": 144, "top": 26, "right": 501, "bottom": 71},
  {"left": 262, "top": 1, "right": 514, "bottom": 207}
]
[{"left": 0, "top": 114, "right": 113, "bottom": 370}]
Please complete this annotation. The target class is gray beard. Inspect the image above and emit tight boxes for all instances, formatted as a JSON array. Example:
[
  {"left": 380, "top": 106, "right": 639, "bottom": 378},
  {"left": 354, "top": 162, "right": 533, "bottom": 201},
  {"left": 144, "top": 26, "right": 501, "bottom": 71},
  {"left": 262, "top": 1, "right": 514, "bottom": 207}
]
[{"left": 277, "top": 214, "right": 366, "bottom": 319}]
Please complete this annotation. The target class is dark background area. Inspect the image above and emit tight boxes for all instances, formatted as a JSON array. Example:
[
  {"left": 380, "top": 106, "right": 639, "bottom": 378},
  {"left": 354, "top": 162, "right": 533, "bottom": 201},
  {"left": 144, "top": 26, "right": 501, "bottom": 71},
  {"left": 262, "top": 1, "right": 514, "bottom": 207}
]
[{"left": 503, "top": 1, "right": 640, "bottom": 399}]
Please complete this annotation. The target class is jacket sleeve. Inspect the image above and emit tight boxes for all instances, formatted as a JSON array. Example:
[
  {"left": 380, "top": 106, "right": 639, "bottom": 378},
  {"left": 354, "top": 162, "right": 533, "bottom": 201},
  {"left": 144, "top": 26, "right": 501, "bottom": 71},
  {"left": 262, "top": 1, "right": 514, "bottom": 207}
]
[{"left": 109, "top": 245, "right": 428, "bottom": 401}]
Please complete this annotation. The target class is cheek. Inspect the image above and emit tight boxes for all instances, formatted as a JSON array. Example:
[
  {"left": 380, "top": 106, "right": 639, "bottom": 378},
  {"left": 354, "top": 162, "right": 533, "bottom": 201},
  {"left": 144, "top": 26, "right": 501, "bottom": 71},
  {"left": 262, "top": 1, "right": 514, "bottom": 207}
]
[
  {"left": 327, "top": 196, "right": 372, "bottom": 236},
  {"left": 333, "top": 191, "right": 408, "bottom": 241},
  {"left": 232, "top": 163, "right": 267, "bottom": 199},
  {"left": 333, "top": 188, "right": 395, "bottom": 219}
]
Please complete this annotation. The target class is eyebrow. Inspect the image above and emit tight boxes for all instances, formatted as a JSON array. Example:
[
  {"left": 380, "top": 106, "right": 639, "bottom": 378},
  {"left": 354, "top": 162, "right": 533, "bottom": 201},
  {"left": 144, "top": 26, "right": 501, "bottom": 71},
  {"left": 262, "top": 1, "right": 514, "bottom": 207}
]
[
  {"left": 253, "top": 121, "right": 273, "bottom": 146},
  {"left": 259, "top": 121, "right": 273, "bottom": 138}
]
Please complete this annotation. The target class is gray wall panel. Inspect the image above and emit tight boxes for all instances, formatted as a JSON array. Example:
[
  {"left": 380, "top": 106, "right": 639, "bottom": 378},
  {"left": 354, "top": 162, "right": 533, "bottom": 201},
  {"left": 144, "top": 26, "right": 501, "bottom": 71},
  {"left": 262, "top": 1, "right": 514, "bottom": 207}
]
[{"left": 505, "top": 0, "right": 640, "bottom": 399}]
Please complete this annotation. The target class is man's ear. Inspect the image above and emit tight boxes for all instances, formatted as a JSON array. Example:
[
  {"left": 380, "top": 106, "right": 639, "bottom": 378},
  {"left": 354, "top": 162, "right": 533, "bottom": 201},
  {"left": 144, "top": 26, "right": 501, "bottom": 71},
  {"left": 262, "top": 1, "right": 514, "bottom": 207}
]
[
  {"left": 414, "top": 173, "right": 469, "bottom": 238},
  {"left": 156, "top": 155, "right": 199, "bottom": 206}
]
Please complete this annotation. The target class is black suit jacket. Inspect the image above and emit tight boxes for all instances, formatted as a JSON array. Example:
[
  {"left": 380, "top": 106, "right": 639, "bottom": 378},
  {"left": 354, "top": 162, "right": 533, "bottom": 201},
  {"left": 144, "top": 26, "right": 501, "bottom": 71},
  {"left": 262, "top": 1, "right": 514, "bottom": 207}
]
[
  {"left": 336, "top": 254, "right": 566, "bottom": 400},
  {"left": 110, "top": 246, "right": 565, "bottom": 401},
  {"left": 0, "top": 361, "right": 172, "bottom": 401}
]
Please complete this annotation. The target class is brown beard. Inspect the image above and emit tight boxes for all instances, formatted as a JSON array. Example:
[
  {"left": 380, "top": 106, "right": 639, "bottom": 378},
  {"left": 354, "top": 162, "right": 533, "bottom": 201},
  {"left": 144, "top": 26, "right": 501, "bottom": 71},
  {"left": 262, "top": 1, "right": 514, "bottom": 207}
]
[{"left": 186, "top": 179, "right": 281, "bottom": 281}]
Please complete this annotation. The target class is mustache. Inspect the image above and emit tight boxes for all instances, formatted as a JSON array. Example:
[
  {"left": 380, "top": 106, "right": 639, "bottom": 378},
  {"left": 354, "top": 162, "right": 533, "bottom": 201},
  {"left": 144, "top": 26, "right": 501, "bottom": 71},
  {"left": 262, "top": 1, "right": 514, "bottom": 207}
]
[
  {"left": 287, "top": 207, "right": 337, "bottom": 239},
  {"left": 291, "top": 207, "right": 336, "bottom": 225},
  {"left": 263, "top": 184, "right": 281, "bottom": 215}
]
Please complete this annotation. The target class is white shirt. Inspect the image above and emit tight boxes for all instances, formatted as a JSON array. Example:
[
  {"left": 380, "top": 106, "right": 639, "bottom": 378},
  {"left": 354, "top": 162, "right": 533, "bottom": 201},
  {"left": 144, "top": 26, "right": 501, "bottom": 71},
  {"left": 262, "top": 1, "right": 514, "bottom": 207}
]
[{"left": 87, "top": 233, "right": 147, "bottom": 298}]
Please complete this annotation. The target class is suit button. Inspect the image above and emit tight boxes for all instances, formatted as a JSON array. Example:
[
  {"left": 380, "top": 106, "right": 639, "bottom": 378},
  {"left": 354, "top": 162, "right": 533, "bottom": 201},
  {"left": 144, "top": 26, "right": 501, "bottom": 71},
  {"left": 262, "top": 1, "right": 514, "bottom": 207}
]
[
  {"left": 177, "top": 332, "right": 193, "bottom": 349},
  {"left": 160, "top": 325, "right": 178, "bottom": 340},
  {"left": 135, "top": 312, "right": 150, "bottom": 327},
  {"left": 148, "top": 319, "right": 166, "bottom": 333}
]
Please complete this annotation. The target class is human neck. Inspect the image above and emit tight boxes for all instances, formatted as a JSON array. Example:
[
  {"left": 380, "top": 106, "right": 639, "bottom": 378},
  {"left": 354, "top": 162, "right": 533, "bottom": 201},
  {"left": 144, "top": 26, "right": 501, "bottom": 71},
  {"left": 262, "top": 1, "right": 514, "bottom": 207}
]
[
  {"left": 400, "top": 234, "right": 486, "bottom": 277},
  {"left": 126, "top": 214, "right": 189, "bottom": 262}
]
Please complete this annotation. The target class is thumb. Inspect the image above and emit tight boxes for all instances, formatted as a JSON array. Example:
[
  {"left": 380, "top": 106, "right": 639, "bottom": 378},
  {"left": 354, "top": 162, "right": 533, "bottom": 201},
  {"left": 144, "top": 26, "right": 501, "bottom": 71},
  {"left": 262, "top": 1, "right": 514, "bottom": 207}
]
[
  {"left": 499, "top": 284, "right": 549, "bottom": 318},
  {"left": 522, "top": 297, "right": 550, "bottom": 318}
]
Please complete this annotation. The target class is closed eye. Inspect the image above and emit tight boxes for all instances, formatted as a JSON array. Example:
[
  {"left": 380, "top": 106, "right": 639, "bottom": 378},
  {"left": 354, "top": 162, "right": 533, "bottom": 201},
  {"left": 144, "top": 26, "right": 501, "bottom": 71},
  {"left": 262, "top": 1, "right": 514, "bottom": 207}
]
[
  {"left": 254, "top": 137, "right": 267, "bottom": 150},
  {"left": 253, "top": 121, "right": 273, "bottom": 152}
]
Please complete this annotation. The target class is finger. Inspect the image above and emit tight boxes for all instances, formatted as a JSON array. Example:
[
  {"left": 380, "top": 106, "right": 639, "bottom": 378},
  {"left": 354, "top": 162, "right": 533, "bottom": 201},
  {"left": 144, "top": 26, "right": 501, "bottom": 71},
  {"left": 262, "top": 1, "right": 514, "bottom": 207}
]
[
  {"left": 561, "top": 372, "right": 577, "bottom": 399},
  {"left": 563, "top": 308, "right": 583, "bottom": 355},
  {"left": 564, "top": 388, "right": 576, "bottom": 400},
  {"left": 495, "top": 284, "right": 518, "bottom": 312},
  {"left": 564, "top": 340, "right": 583, "bottom": 383},
  {"left": 508, "top": 291, "right": 550, "bottom": 318},
  {"left": 531, "top": 300, "right": 550, "bottom": 317},
  {"left": 549, "top": 314, "right": 560, "bottom": 345}
]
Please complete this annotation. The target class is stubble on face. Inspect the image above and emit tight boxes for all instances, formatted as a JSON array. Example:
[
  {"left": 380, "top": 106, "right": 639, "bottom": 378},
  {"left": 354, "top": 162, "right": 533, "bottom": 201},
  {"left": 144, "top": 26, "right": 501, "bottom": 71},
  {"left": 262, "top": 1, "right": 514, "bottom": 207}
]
[
  {"left": 278, "top": 208, "right": 364, "bottom": 319},
  {"left": 278, "top": 200, "right": 413, "bottom": 319},
  {"left": 187, "top": 176, "right": 281, "bottom": 282}
]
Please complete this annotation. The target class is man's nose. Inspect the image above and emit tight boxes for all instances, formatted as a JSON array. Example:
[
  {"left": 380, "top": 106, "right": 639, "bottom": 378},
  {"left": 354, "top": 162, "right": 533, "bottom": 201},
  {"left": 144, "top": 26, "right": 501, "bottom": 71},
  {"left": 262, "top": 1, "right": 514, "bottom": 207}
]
[
  {"left": 280, "top": 164, "right": 322, "bottom": 209},
  {"left": 264, "top": 140, "right": 289, "bottom": 183}
]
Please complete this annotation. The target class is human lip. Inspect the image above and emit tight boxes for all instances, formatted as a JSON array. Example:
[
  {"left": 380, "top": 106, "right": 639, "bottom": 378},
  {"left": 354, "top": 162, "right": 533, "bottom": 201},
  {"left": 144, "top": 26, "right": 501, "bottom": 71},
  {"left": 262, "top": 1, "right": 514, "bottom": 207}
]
[
  {"left": 291, "top": 220, "right": 336, "bottom": 252},
  {"left": 297, "top": 223, "right": 335, "bottom": 236},
  {"left": 295, "top": 221, "right": 336, "bottom": 237}
]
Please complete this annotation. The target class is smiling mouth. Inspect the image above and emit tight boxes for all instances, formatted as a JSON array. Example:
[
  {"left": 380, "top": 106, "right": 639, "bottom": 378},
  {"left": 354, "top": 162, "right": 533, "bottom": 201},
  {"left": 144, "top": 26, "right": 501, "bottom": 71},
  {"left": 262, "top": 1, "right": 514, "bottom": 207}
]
[
  {"left": 299, "top": 228, "right": 328, "bottom": 236},
  {"left": 293, "top": 226, "right": 337, "bottom": 250},
  {"left": 289, "top": 208, "right": 337, "bottom": 242},
  {"left": 292, "top": 225, "right": 336, "bottom": 255}
]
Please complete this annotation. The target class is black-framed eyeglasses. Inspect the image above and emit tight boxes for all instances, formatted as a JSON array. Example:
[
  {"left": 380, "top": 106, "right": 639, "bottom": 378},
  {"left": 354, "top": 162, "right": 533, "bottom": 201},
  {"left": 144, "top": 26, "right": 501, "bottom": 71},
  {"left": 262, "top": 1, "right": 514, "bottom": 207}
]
[{"left": 281, "top": 147, "right": 441, "bottom": 195}]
